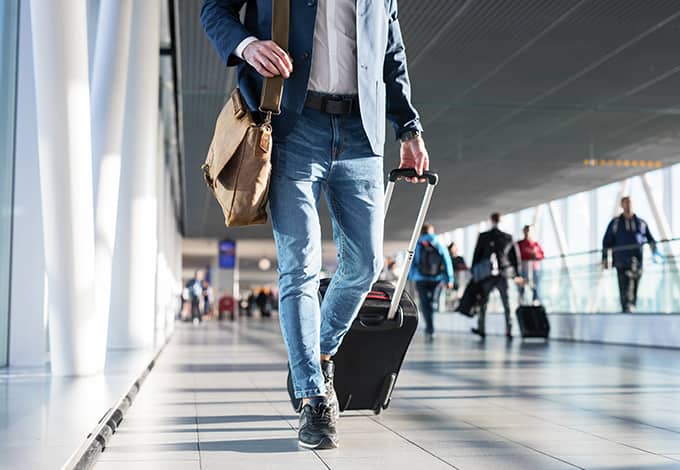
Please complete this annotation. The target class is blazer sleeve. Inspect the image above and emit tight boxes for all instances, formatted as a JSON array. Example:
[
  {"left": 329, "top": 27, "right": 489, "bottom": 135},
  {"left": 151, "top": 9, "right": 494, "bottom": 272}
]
[
  {"left": 472, "top": 233, "right": 484, "bottom": 266},
  {"left": 508, "top": 238, "right": 520, "bottom": 275},
  {"left": 602, "top": 219, "right": 615, "bottom": 261},
  {"left": 201, "top": 0, "right": 254, "bottom": 66},
  {"left": 383, "top": 0, "right": 423, "bottom": 139}
]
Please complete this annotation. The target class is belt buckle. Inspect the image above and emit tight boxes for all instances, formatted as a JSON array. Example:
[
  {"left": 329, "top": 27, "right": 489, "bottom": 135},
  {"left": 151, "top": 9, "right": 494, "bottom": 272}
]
[{"left": 324, "top": 96, "right": 353, "bottom": 115}]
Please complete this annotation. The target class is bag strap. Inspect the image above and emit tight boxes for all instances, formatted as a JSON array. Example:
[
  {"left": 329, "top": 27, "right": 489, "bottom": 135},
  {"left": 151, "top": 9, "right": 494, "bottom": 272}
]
[{"left": 259, "top": 0, "right": 290, "bottom": 117}]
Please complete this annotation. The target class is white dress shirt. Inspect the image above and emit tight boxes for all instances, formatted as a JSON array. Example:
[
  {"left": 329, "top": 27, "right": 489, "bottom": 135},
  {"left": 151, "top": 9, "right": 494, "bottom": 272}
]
[{"left": 235, "top": 0, "right": 358, "bottom": 95}]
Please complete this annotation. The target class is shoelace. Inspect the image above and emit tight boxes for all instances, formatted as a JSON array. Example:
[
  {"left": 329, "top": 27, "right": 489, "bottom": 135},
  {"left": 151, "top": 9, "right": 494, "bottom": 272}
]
[{"left": 311, "top": 403, "right": 333, "bottom": 426}]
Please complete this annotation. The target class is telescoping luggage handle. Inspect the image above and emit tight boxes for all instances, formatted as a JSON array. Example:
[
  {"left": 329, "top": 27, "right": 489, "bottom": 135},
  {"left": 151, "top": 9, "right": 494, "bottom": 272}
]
[{"left": 384, "top": 168, "right": 439, "bottom": 321}]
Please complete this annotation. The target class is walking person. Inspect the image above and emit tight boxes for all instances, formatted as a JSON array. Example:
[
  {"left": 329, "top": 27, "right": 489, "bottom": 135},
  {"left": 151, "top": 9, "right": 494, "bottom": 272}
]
[
  {"left": 202, "top": 0, "right": 429, "bottom": 449},
  {"left": 408, "top": 224, "right": 454, "bottom": 342},
  {"left": 470, "top": 213, "right": 522, "bottom": 339},
  {"left": 517, "top": 225, "right": 545, "bottom": 305},
  {"left": 602, "top": 197, "right": 656, "bottom": 313},
  {"left": 185, "top": 270, "right": 205, "bottom": 324}
]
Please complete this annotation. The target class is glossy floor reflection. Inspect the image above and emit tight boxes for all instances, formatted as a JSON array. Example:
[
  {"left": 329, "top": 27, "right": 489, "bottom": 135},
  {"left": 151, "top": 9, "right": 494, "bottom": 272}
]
[
  {"left": 97, "top": 319, "right": 680, "bottom": 470},
  {"left": 0, "top": 349, "right": 155, "bottom": 470}
]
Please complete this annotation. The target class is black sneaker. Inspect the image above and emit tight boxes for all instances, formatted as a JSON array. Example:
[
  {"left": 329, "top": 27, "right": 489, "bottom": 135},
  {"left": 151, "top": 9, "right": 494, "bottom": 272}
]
[
  {"left": 298, "top": 397, "right": 338, "bottom": 449},
  {"left": 321, "top": 360, "right": 339, "bottom": 423}
]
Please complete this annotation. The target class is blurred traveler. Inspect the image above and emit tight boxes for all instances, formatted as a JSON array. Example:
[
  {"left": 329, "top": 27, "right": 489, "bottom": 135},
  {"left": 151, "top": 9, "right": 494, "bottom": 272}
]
[
  {"left": 408, "top": 224, "right": 454, "bottom": 341},
  {"left": 257, "top": 288, "right": 273, "bottom": 317},
  {"left": 470, "top": 213, "right": 522, "bottom": 339},
  {"left": 517, "top": 225, "right": 544, "bottom": 305},
  {"left": 447, "top": 242, "right": 468, "bottom": 291},
  {"left": 202, "top": 279, "right": 214, "bottom": 318},
  {"left": 380, "top": 257, "right": 399, "bottom": 282},
  {"left": 202, "top": 0, "right": 429, "bottom": 450},
  {"left": 185, "top": 270, "right": 205, "bottom": 324},
  {"left": 602, "top": 197, "right": 656, "bottom": 313}
]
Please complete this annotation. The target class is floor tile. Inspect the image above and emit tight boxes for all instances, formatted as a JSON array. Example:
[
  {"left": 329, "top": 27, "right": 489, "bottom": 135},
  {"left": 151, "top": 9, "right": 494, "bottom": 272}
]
[{"left": 92, "top": 321, "right": 680, "bottom": 469}]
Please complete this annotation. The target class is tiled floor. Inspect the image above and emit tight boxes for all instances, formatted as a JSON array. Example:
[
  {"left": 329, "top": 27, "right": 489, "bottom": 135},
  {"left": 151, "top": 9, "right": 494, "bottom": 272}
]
[
  {"left": 97, "top": 319, "right": 680, "bottom": 470},
  {"left": 0, "top": 348, "right": 156, "bottom": 470}
]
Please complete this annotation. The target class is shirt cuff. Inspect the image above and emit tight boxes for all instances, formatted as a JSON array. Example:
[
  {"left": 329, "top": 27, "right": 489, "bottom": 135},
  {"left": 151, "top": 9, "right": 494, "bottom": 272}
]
[{"left": 234, "top": 36, "right": 258, "bottom": 60}]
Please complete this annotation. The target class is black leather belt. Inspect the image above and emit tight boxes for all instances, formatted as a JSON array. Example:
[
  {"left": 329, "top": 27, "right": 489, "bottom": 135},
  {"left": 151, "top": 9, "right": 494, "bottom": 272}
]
[{"left": 304, "top": 93, "right": 360, "bottom": 115}]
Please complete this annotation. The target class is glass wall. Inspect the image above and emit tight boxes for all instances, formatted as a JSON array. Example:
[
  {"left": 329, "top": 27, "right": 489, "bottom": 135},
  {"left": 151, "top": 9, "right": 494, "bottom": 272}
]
[
  {"left": 0, "top": 2, "right": 20, "bottom": 366},
  {"left": 439, "top": 164, "right": 680, "bottom": 315}
]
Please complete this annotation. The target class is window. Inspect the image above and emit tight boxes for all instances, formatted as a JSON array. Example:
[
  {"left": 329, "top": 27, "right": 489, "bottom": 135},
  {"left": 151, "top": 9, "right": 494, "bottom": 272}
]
[{"left": 0, "top": 1, "right": 20, "bottom": 366}]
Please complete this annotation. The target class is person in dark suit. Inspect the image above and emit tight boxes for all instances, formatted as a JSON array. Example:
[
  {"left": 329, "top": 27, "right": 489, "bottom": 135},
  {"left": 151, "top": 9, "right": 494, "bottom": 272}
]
[
  {"left": 201, "top": 0, "right": 429, "bottom": 449},
  {"left": 470, "top": 213, "right": 522, "bottom": 339}
]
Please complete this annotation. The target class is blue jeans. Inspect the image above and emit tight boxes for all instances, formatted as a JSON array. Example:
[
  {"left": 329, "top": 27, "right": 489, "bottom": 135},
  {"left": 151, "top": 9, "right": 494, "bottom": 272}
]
[
  {"left": 415, "top": 281, "right": 439, "bottom": 335},
  {"left": 519, "top": 269, "right": 541, "bottom": 303},
  {"left": 269, "top": 105, "right": 384, "bottom": 399}
]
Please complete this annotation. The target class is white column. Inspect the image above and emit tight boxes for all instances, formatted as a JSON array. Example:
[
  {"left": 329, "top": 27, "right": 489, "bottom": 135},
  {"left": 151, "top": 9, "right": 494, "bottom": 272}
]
[
  {"left": 9, "top": 0, "right": 47, "bottom": 367},
  {"left": 154, "top": 120, "right": 166, "bottom": 347},
  {"left": 30, "top": 0, "right": 98, "bottom": 375},
  {"left": 91, "top": 0, "right": 133, "bottom": 364},
  {"left": 109, "top": 0, "right": 161, "bottom": 349}
]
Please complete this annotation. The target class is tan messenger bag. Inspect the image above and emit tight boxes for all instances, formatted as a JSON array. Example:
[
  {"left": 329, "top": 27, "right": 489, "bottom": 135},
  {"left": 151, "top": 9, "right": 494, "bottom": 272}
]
[{"left": 201, "top": 0, "right": 289, "bottom": 227}]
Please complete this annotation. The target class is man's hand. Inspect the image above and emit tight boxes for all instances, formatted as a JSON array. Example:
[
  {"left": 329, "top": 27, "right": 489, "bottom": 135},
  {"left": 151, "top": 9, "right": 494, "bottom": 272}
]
[
  {"left": 513, "top": 276, "right": 524, "bottom": 286},
  {"left": 243, "top": 40, "right": 293, "bottom": 78},
  {"left": 446, "top": 282, "right": 454, "bottom": 289},
  {"left": 399, "top": 135, "right": 429, "bottom": 183}
]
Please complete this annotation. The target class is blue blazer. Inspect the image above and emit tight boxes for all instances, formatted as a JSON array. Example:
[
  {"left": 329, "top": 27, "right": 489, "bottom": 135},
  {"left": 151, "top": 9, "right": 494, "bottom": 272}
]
[{"left": 200, "top": 0, "right": 422, "bottom": 156}]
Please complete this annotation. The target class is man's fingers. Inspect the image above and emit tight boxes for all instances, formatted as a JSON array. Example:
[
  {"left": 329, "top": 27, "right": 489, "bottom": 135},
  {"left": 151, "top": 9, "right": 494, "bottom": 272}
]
[
  {"left": 257, "top": 55, "right": 280, "bottom": 76},
  {"left": 263, "top": 48, "right": 291, "bottom": 78},
  {"left": 269, "top": 43, "right": 293, "bottom": 72},
  {"left": 254, "top": 62, "right": 275, "bottom": 78}
]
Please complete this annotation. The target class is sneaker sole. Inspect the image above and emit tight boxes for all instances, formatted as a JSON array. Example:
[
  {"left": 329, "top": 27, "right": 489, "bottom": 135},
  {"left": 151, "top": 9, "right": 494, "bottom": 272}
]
[{"left": 298, "top": 436, "right": 339, "bottom": 450}]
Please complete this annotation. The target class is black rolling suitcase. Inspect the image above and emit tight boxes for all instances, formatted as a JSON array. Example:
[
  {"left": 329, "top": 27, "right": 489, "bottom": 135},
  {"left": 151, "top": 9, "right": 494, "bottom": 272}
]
[
  {"left": 287, "top": 169, "right": 439, "bottom": 415},
  {"left": 333, "top": 169, "right": 438, "bottom": 414},
  {"left": 516, "top": 305, "right": 550, "bottom": 339}
]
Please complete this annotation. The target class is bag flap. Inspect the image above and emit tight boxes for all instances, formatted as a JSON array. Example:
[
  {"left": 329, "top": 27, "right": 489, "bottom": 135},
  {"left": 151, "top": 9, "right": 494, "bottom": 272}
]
[{"left": 205, "top": 89, "right": 255, "bottom": 183}]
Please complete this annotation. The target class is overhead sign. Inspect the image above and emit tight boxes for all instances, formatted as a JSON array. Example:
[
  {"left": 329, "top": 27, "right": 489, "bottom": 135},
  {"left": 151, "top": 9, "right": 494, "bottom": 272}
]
[{"left": 219, "top": 240, "right": 236, "bottom": 269}]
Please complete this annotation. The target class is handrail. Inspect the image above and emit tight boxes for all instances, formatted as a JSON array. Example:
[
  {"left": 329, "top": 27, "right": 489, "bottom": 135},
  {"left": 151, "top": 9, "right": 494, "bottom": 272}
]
[{"left": 539, "top": 237, "right": 679, "bottom": 261}]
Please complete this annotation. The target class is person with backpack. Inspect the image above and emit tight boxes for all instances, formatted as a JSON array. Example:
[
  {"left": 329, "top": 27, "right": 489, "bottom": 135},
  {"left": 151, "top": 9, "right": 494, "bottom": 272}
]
[
  {"left": 408, "top": 224, "right": 454, "bottom": 341},
  {"left": 602, "top": 196, "right": 656, "bottom": 313},
  {"left": 470, "top": 213, "right": 522, "bottom": 339}
]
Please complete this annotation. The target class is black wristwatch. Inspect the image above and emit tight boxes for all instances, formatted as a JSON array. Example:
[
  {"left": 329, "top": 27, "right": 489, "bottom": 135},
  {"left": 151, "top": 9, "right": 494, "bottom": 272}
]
[{"left": 399, "top": 130, "right": 421, "bottom": 143}]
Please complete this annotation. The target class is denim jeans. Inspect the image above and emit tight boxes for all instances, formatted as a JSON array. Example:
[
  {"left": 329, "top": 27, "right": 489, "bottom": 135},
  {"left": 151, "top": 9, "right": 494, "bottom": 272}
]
[
  {"left": 269, "top": 105, "right": 384, "bottom": 399},
  {"left": 415, "top": 281, "right": 439, "bottom": 335},
  {"left": 519, "top": 269, "right": 541, "bottom": 303}
]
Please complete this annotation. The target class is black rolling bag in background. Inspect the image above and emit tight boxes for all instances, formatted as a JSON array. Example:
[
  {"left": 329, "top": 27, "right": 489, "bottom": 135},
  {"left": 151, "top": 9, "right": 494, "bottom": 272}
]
[
  {"left": 332, "top": 168, "right": 438, "bottom": 414},
  {"left": 288, "top": 169, "right": 439, "bottom": 415},
  {"left": 515, "top": 263, "right": 549, "bottom": 339},
  {"left": 516, "top": 305, "right": 550, "bottom": 339}
]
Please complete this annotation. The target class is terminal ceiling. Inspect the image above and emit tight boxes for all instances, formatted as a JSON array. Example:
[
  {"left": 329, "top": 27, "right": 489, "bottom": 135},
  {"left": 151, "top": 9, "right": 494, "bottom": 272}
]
[{"left": 177, "top": 0, "right": 680, "bottom": 241}]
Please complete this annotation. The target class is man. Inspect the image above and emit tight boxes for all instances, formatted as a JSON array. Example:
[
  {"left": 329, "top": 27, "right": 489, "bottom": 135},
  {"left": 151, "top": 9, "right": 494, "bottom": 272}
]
[
  {"left": 470, "top": 213, "right": 522, "bottom": 339},
  {"left": 408, "top": 224, "right": 454, "bottom": 342},
  {"left": 602, "top": 197, "right": 656, "bottom": 313},
  {"left": 517, "top": 225, "right": 544, "bottom": 305},
  {"left": 201, "top": 0, "right": 429, "bottom": 449}
]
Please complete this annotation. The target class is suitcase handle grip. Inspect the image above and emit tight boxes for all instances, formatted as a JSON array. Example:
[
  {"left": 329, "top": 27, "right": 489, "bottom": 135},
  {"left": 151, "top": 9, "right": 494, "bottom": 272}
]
[{"left": 388, "top": 169, "right": 439, "bottom": 186}]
